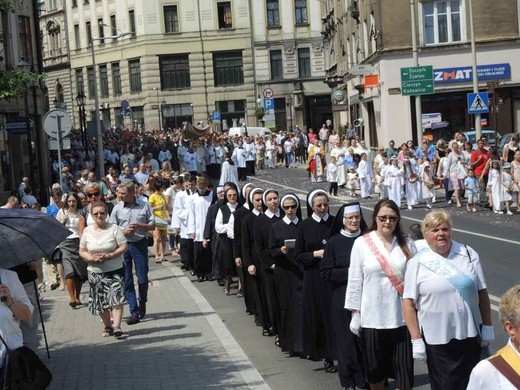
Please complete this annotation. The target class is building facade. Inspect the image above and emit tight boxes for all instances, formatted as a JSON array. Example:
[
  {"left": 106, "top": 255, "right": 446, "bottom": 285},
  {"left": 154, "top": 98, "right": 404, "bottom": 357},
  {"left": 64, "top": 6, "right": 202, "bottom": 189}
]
[
  {"left": 252, "top": 0, "right": 332, "bottom": 132},
  {"left": 0, "top": 0, "right": 48, "bottom": 202},
  {"left": 323, "top": 0, "right": 520, "bottom": 147},
  {"left": 42, "top": 0, "right": 256, "bottom": 133}
]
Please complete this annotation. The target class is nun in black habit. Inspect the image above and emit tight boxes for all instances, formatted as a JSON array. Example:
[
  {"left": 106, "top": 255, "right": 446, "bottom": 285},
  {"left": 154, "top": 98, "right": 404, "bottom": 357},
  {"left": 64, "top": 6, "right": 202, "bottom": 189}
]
[
  {"left": 294, "top": 189, "right": 337, "bottom": 373},
  {"left": 203, "top": 185, "right": 225, "bottom": 282},
  {"left": 231, "top": 183, "right": 255, "bottom": 312},
  {"left": 267, "top": 193, "right": 304, "bottom": 355},
  {"left": 241, "top": 188, "right": 270, "bottom": 334},
  {"left": 254, "top": 189, "right": 283, "bottom": 340},
  {"left": 215, "top": 186, "right": 242, "bottom": 294},
  {"left": 320, "top": 202, "right": 368, "bottom": 389}
]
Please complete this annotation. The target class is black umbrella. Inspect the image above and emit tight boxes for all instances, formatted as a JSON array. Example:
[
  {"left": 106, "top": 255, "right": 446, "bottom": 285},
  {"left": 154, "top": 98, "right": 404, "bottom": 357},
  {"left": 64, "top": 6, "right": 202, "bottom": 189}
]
[
  {"left": 0, "top": 208, "right": 72, "bottom": 358},
  {"left": 0, "top": 208, "right": 71, "bottom": 269}
]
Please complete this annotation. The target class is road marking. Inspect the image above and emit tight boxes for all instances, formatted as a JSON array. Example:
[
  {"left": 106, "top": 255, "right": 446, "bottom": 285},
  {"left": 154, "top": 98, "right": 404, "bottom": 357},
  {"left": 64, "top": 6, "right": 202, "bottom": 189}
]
[
  {"left": 250, "top": 176, "right": 520, "bottom": 246},
  {"left": 168, "top": 265, "right": 271, "bottom": 390}
]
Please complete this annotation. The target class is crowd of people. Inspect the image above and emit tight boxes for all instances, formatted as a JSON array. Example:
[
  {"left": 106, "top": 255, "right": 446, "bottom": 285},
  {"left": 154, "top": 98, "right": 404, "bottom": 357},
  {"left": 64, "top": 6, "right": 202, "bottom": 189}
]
[{"left": 2, "top": 124, "right": 520, "bottom": 389}]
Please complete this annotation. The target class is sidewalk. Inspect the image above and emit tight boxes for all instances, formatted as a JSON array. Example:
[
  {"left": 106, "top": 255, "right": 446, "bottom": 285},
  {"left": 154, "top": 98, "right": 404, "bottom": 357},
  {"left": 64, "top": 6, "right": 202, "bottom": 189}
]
[{"left": 37, "top": 255, "right": 270, "bottom": 390}]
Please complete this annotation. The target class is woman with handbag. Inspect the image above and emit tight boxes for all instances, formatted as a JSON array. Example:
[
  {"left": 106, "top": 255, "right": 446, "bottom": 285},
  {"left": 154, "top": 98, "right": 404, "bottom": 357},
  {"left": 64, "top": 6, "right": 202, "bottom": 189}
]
[
  {"left": 442, "top": 143, "right": 465, "bottom": 208},
  {"left": 345, "top": 199, "right": 416, "bottom": 390},
  {"left": 149, "top": 179, "right": 169, "bottom": 263},
  {"left": 0, "top": 269, "right": 33, "bottom": 386},
  {"left": 403, "top": 210, "right": 494, "bottom": 390}
]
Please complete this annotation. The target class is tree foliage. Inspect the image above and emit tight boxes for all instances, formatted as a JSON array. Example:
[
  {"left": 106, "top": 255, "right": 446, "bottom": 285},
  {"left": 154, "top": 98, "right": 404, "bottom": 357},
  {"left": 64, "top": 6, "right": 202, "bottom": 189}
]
[
  {"left": 0, "top": 0, "right": 14, "bottom": 12},
  {"left": 0, "top": 68, "right": 43, "bottom": 100}
]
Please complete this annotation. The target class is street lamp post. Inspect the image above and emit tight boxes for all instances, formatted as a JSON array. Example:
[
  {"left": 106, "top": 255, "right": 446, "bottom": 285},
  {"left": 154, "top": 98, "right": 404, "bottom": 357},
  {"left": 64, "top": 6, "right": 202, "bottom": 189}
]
[
  {"left": 153, "top": 87, "right": 162, "bottom": 131},
  {"left": 287, "top": 95, "right": 293, "bottom": 131},
  {"left": 90, "top": 31, "right": 130, "bottom": 178},
  {"left": 468, "top": 0, "right": 482, "bottom": 139},
  {"left": 76, "top": 92, "right": 88, "bottom": 157}
]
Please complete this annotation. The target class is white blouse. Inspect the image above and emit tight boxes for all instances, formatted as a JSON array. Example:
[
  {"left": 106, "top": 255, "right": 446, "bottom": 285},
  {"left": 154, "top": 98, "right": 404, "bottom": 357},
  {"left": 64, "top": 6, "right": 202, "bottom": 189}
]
[
  {"left": 345, "top": 230, "right": 416, "bottom": 329},
  {"left": 403, "top": 240, "right": 486, "bottom": 345},
  {"left": 467, "top": 339, "right": 520, "bottom": 390}
]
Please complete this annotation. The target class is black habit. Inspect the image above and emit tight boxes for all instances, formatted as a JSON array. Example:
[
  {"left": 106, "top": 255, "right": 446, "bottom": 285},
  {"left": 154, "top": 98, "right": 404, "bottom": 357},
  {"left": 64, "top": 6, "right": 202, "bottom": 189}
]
[{"left": 233, "top": 205, "right": 255, "bottom": 314}]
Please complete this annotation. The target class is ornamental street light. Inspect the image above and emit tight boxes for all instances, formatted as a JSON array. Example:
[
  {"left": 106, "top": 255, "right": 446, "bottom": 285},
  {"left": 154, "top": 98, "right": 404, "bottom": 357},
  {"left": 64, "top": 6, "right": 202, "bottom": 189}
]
[
  {"left": 76, "top": 92, "right": 88, "bottom": 157},
  {"left": 90, "top": 30, "right": 131, "bottom": 178}
]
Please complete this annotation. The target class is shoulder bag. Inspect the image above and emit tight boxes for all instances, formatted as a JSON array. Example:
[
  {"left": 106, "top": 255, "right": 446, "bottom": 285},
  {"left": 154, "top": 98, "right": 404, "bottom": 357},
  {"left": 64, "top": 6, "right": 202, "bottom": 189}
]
[{"left": 0, "top": 334, "right": 52, "bottom": 390}]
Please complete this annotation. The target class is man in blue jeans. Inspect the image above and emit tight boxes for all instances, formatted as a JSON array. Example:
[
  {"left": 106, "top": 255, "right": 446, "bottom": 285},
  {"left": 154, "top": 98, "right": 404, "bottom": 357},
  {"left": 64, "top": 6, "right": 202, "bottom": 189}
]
[{"left": 110, "top": 181, "right": 155, "bottom": 325}]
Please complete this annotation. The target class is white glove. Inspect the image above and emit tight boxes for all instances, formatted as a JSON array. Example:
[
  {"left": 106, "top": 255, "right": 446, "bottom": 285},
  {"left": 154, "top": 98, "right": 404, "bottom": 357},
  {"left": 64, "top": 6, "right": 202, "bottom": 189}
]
[
  {"left": 349, "top": 312, "right": 361, "bottom": 337},
  {"left": 480, "top": 325, "right": 495, "bottom": 346},
  {"left": 411, "top": 338, "right": 427, "bottom": 361}
]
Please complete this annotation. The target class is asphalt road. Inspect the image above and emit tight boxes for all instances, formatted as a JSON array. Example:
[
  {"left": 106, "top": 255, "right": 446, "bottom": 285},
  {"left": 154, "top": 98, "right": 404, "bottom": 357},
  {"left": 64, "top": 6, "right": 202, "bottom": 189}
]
[{"left": 188, "top": 165, "right": 518, "bottom": 390}]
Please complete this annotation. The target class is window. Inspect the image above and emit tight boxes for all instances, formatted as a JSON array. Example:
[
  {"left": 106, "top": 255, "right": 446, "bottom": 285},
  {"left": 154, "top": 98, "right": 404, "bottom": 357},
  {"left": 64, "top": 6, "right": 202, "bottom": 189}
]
[
  {"left": 86, "top": 21, "right": 92, "bottom": 46},
  {"left": 129, "top": 59, "right": 142, "bottom": 93},
  {"left": 47, "top": 21, "right": 60, "bottom": 56},
  {"left": 56, "top": 83, "right": 64, "bottom": 106},
  {"left": 267, "top": 0, "right": 280, "bottom": 27},
  {"left": 297, "top": 48, "right": 310, "bottom": 77},
  {"left": 270, "top": 50, "right": 283, "bottom": 79},
  {"left": 87, "top": 67, "right": 95, "bottom": 99},
  {"left": 98, "top": 18, "right": 104, "bottom": 44},
  {"left": 164, "top": 5, "right": 179, "bottom": 33},
  {"left": 128, "top": 10, "right": 136, "bottom": 35},
  {"left": 72, "top": 0, "right": 77, "bottom": 7},
  {"left": 112, "top": 62, "right": 122, "bottom": 96},
  {"left": 49, "top": 0, "right": 57, "bottom": 11},
  {"left": 159, "top": 55, "right": 191, "bottom": 89},
  {"left": 110, "top": 15, "right": 116, "bottom": 37},
  {"left": 213, "top": 51, "right": 244, "bottom": 86},
  {"left": 75, "top": 68, "right": 84, "bottom": 94},
  {"left": 295, "top": 0, "right": 308, "bottom": 25},
  {"left": 99, "top": 64, "right": 109, "bottom": 97},
  {"left": 217, "top": 2, "right": 232, "bottom": 29},
  {"left": 74, "top": 24, "right": 80, "bottom": 49},
  {"left": 215, "top": 100, "right": 245, "bottom": 128},
  {"left": 18, "top": 16, "right": 32, "bottom": 63},
  {"left": 422, "top": 1, "right": 462, "bottom": 45}
]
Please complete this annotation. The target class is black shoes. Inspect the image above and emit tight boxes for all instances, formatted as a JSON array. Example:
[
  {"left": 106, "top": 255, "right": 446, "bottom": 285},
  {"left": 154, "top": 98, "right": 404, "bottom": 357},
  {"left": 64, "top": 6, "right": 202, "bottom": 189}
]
[
  {"left": 324, "top": 359, "right": 338, "bottom": 373},
  {"left": 126, "top": 315, "right": 140, "bottom": 325},
  {"left": 197, "top": 275, "right": 204, "bottom": 282},
  {"left": 138, "top": 303, "right": 146, "bottom": 319}
]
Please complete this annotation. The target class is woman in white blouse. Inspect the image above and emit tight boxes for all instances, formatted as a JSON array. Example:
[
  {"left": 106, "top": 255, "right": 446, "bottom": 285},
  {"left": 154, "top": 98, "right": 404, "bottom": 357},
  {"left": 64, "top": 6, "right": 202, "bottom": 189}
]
[
  {"left": 441, "top": 142, "right": 465, "bottom": 207},
  {"left": 403, "top": 211, "right": 494, "bottom": 390},
  {"left": 345, "top": 199, "right": 416, "bottom": 390},
  {"left": 468, "top": 284, "right": 520, "bottom": 389}
]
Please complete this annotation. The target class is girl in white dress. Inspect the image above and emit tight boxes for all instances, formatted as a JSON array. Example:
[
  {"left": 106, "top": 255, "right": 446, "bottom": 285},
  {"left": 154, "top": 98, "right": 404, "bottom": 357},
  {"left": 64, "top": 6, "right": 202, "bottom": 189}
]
[
  {"left": 510, "top": 150, "right": 520, "bottom": 211},
  {"left": 384, "top": 157, "right": 403, "bottom": 208},
  {"left": 402, "top": 158, "right": 419, "bottom": 210},
  {"left": 420, "top": 162, "right": 435, "bottom": 209},
  {"left": 346, "top": 168, "right": 359, "bottom": 197},
  {"left": 487, "top": 160, "right": 503, "bottom": 214},
  {"left": 501, "top": 163, "right": 513, "bottom": 215}
]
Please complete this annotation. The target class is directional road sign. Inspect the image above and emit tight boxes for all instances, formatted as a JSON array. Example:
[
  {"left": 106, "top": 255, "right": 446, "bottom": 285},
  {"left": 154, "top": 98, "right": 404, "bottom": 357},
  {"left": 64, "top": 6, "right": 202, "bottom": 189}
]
[
  {"left": 5, "top": 117, "right": 33, "bottom": 134},
  {"left": 401, "top": 66, "right": 434, "bottom": 96},
  {"left": 263, "top": 98, "right": 274, "bottom": 111},
  {"left": 467, "top": 92, "right": 489, "bottom": 114}
]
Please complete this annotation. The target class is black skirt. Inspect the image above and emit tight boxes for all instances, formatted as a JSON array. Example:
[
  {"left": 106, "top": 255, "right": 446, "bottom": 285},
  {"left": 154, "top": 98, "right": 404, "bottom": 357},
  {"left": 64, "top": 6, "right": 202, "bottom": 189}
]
[
  {"left": 362, "top": 326, "right": 413, "bottom": 389},
  {"left": 425, "top": 336, "right": 480, "bottom": 390}
]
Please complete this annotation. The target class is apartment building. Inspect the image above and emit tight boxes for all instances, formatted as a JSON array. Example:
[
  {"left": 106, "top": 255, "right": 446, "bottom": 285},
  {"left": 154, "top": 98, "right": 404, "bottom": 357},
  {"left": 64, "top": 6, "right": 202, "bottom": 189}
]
[
  {"left": 251, "top": 0, "right": 331, "bottom": 132},
  {"left": 322, "top": 0, "right": 520, "bottom": 147},
  {"left": 0, "top": 0, "right": 47, "bottom": 199},
  {"left": 39, "top": 0, "right": 256, "bottom": 132}
]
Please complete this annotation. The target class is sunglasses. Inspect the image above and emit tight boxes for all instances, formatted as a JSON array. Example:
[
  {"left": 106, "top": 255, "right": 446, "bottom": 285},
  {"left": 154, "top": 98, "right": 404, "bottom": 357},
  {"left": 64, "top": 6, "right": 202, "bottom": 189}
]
[
  {"left": 93, "top": 212, "right": 106, "bottom": 217},
  {"left": 377, "top": 215, "right": 399, "bottom": 223},
  {"left": 283, "top": 204, "right": 297, "bottom": 210},
  {"left": 87, "top": 192, "right": 100, "bottom": 197}
]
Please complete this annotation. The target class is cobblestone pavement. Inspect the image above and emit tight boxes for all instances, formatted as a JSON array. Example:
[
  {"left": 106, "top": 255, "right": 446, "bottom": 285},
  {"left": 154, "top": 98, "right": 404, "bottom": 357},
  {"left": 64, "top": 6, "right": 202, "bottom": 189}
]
[{"left": 36, "top": 255, "right": 269, "bottom": 390}]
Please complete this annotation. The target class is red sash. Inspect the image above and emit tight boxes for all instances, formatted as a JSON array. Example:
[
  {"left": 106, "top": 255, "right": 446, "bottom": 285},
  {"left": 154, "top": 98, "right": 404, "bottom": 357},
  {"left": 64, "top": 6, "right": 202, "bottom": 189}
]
[{"left": 364, "top": 234, "right": 404, "bottom": 295}]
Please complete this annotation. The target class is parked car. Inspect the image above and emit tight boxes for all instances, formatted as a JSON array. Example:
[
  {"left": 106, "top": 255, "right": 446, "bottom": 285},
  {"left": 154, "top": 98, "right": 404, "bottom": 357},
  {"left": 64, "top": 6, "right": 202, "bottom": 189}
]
[
  {"left": 228, "top": 126, "right": 271, "bottom": 138},
  {"left": 463, "top": 129, "right": 501, "bottom": 149}
]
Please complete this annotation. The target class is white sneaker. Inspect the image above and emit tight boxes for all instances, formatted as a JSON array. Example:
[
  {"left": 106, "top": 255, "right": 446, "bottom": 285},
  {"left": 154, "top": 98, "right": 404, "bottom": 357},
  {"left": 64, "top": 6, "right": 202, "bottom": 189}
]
[
  {"left": 408, "top": 206, "right": 413, "bottom": 211},
  {"left": 507, "top": 211, "right": 513, "bottom": 215},
  {"left": 472, "top": 208, "right": 477, "bottom": 213},
  {"left": 432, "top": 197, "right": 436, "bottom": 203},
  {"left": 427, "top": 204, "right": 432, "bottom": 209},
  {"left": 494, "top": 210, "right": 504, "bottom": 214}
]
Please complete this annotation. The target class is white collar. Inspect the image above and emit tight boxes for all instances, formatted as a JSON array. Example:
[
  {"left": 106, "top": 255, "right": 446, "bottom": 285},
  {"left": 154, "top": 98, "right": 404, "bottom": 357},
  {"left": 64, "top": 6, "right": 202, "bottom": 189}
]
[
  {"left": 243, "top": 203, "right": 250, "bottom": 210},
  {"left": 252, "top": 209, "right": 262, "bottom": 216},
  {"left": 311, "top": 212, "right": 329, "bottom": 223},
  {"left": 283, "top": 216, "right": 299, "bottom": 225},
  {"left": 227, "top": 203, "right": 237, "bottom": 211},
  {"left": 340, "top": 229, "right": 361, "bottom": 238},
  {"left": 265, "top": 209, "right": 280, "bottom": 219}
]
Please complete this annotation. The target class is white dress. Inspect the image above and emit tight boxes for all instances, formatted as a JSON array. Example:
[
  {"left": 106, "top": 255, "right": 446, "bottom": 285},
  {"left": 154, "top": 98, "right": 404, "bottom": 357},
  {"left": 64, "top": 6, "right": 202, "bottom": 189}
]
[
  {"left": 330, "top": 146, "right": 347, "bottom": 186},
  {"left": 489, "top": 169, "right": 503, "bottom": 211},
  {"left": 403, "top": 164, "right": 419, "bottom": 206},
  {"left": 384, "top": 164, "right": 403, "bottom": 208}
]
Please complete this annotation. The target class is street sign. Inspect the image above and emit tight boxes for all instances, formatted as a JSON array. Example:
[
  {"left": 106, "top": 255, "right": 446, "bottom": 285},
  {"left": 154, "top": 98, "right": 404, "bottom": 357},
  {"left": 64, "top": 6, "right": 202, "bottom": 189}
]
[
  {"left": 263, "top": 88, "right": 274, "bottom": 98},
  {"left": 400, "top": 66, "right": 435, "bottom": 96},
  {"left": 119, "top": 108, "right": 132, "bottom": 117},
  {"left": 263, "top": 98, "right": 274, "bottom": 110},
  {"left": 467, "top": 92, "right": 489, "bottom": 114},
  {"left": 121, "top": 100, "right": 130, "bottom": 109},
  {"left": 5, "top": 117, "right": 33, "bottom": 134},
  {"left": 43, "top": 109, "right": 72, "bottom": 138},
  {"left": 350, "top": 64, "right": 375, "bottom": 76},
  {"left": 49, "top": 138, "right": 71, "bottom": 150},
  {"left": 212, "top": 111, "right": 221, "bottom": 124}
]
